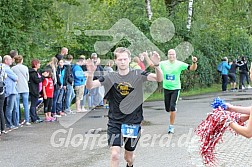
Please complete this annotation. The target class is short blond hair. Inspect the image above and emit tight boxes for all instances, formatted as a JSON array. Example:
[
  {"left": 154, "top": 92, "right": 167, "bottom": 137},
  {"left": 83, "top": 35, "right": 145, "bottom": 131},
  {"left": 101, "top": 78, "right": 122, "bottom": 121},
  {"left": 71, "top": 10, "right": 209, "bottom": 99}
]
[{"left": 113, "top": 47, "right": 131, "bottom": 59}]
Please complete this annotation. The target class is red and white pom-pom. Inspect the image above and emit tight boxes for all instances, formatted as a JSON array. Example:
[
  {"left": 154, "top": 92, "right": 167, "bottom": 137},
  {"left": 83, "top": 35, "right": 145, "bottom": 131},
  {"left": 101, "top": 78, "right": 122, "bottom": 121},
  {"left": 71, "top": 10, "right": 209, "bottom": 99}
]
[{"left": 195, "top": 107, "right": 245, "bottom": 166}]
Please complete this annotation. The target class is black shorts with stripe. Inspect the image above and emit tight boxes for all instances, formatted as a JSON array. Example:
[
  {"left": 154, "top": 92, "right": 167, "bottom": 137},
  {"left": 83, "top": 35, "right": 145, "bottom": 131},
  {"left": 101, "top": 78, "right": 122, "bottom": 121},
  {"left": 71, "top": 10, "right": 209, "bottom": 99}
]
[{"left": 164, "top": 89, "right": 180, "bottom": 112}]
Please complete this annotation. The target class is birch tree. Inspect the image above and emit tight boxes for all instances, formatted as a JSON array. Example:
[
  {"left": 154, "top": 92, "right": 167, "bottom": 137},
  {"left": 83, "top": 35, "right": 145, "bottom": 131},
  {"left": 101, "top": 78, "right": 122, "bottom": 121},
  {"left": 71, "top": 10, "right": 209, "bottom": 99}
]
[
  {"left": 145, "top": 0, "right": 153, "bottom": 20},
  {"left": 186, "top": 0, "right": 194, "bottom": 31}
]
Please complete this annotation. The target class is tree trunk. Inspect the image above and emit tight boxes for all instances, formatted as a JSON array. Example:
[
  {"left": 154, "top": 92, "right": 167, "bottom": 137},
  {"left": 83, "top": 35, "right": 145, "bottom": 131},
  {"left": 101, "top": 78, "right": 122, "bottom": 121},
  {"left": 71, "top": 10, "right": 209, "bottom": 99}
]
[
  {"left": 164, "top": 0, "right": 185, "bottom": 17},
  {"left": 186, "top": 0, "right": 194, "bottom": 31},
  {"left": 164, "top": 0, "right": 174, "bottom": 16},
  {"left": 145, "top": 0, "right": 153, "bottom": 20}
]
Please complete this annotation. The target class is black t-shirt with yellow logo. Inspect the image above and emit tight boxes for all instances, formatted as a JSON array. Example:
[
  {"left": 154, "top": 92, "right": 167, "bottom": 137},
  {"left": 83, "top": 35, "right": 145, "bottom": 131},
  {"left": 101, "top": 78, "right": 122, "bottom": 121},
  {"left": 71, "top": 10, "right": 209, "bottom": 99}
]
[{"left": 99, "top": 69, "right": 149, "bottom": 124}]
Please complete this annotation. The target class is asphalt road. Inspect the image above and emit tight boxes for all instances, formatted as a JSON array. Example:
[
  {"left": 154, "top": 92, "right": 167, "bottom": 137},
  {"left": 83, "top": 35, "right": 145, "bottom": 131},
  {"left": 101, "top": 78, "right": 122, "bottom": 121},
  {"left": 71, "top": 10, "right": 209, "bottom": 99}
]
[{"left": 1, "top": 90, "right": 252, "bottom": 167}]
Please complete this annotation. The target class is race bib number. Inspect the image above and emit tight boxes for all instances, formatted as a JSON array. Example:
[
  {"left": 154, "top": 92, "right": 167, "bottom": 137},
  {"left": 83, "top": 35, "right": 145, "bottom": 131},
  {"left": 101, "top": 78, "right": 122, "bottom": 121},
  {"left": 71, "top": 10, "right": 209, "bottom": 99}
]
[
  {"left": 166, "top": 74, "right": 175, "bottom": 81},
  {"left": 121, "top": 124, "right": 140, "bottom": 138}
]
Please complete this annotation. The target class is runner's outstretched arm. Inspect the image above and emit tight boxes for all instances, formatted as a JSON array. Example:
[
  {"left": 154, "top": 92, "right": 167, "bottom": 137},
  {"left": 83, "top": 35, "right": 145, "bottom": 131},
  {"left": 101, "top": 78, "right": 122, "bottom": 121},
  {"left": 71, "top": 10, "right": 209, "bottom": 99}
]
[
  {"left": 86, "top": 59, "right": 101, "bottom": 89},
  {"left": 145, "top": 51, "right": 163, "bottom": 82},
  {"left": 189, "top": 56, "right": 198, "bottom": 71}
]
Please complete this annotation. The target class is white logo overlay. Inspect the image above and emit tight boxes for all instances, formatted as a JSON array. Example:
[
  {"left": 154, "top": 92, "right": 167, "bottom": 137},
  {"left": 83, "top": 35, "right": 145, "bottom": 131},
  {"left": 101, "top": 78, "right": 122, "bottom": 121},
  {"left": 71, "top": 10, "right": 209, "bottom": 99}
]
[{"left": 50, "top": 128, "right": 197, "bottom": 150}]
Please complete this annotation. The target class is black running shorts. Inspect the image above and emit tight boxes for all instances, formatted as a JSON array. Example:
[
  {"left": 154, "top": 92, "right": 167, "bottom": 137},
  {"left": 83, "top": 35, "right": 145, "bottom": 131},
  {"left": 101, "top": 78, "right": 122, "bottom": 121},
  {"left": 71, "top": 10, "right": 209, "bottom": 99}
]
[
  {"left": 164, "top": 89, "right": 180, "bottom": 112},
  {"left": 107, "top": 122, "right": 141, "bottom": 151}
]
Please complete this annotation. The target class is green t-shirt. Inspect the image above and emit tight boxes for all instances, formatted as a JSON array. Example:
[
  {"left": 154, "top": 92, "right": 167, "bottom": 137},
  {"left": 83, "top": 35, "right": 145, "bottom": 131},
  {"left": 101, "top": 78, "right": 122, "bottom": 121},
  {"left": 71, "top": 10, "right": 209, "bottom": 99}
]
[{"left": 160, "top": 60, "right": 189, "bottom": 90}]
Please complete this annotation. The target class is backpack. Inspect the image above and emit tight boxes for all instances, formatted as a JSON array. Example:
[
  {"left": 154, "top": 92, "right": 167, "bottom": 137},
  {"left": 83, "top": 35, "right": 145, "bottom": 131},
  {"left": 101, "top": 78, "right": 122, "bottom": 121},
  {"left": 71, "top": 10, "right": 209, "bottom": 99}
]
[
  {"left": 217, "top": 62, "right": 223, "bottom": 73},
  {"left": 65, "top": 64, "right": 74, "bottom": 84}
]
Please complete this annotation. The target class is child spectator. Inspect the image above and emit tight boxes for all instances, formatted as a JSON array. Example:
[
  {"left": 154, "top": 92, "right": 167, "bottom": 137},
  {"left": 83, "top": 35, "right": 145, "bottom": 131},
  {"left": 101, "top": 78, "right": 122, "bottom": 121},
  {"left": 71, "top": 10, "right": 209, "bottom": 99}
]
[{"left": 42, "top": 68, "right": 55, "bottom": 122}]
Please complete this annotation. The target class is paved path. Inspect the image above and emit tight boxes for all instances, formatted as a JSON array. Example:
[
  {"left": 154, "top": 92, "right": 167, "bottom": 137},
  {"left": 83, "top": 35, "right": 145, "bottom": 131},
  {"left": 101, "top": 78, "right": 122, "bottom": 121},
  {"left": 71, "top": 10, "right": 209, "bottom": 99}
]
[{"left": 0, "top": 90, "right": 252, "bottom": 167}]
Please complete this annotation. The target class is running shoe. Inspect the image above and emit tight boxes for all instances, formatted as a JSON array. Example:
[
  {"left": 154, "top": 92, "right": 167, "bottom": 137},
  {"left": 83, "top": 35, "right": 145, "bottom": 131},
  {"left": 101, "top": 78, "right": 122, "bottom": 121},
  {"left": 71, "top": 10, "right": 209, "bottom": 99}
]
[{"left": 168, "top": 125, "right": 174, "bottom": 134}]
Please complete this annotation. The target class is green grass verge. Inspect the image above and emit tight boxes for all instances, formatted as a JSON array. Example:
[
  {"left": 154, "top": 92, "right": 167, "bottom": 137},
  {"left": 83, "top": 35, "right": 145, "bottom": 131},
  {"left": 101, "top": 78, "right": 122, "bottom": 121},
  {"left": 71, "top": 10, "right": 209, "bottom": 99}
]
[{"left": 145, "top": 84, "right": 221, "bottom": 101}]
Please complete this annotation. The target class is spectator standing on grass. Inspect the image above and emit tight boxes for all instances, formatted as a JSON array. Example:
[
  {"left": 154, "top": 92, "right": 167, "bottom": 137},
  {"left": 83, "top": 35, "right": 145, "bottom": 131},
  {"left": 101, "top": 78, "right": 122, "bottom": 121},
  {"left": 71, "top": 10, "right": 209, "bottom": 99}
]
[
  {"left": 237, "top": 56, "right": 250, "bottom": 91},
  {"left": 220, "top": 57, "right": 231, "bottom": 92},
  {"left": 228, "top": 59, "right": 239, "bottom": 91}
]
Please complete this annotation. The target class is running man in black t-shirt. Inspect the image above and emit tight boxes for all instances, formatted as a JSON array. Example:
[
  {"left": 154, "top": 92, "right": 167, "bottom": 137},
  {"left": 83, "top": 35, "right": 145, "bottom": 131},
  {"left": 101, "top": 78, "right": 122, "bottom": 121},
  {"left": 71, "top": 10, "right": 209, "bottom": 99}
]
[{"left": 86, "top": 47, "right": 163, "bottom": 167}]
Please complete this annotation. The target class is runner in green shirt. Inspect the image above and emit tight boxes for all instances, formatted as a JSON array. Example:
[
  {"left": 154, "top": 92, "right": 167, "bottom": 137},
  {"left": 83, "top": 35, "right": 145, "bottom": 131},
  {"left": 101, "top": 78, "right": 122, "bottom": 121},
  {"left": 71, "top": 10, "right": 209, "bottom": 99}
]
[{"left": 160, "top": 49, "right": 198, "bottom": 133}]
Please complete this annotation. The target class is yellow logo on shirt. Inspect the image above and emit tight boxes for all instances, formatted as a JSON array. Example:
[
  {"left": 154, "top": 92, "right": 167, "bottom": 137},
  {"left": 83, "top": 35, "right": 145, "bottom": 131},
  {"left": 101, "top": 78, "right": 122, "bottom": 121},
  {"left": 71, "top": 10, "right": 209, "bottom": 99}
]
[{"left": 117, "top": 82, "right": 132, "bottom": 96}]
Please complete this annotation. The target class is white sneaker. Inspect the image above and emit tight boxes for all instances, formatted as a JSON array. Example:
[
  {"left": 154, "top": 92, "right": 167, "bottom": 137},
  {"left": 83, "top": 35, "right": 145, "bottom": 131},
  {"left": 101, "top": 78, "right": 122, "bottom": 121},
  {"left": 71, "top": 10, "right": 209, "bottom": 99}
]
[
  {"left": 247, "top": 85, "right": 252, "bottom": 89},
  {"left": 25, "top": 122, "right": 31, "bottom": 126},
  {"left": 53, "top": 114, "right": 62, "bottom": 118},
  {"left": 70, "top": 111, "right": 76, "bottom": 114},
  {"left": 67, "top": 110, "right": 76, "bottom": 114},
  {"left": 242, "top": 86, "right": 245, "bottom": 90},
  {"left": 60, "top": 112, "right": 67, "bottom": 116}
]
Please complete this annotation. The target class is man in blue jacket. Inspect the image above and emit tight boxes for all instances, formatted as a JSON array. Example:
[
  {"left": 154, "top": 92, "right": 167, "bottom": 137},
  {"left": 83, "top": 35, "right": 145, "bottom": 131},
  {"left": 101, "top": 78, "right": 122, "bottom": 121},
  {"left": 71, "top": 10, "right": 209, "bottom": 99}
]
[
  {"left": 72, "top": 55, "right": 86, "bottom": 112},
  {"left": 220, "top": 57, "right": 231, "bottom": 92},
  {"left": 3, "top": 55, "right": 19, "bottom": 129}
]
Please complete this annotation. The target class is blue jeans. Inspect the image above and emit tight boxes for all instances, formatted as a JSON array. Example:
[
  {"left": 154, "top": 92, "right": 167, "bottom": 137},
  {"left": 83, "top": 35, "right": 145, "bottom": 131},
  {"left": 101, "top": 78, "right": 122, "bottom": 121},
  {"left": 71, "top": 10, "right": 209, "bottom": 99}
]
[
  {"left": 90, "top": 87, "right": 104, "bottom": 107},
  {"left": 56, "top": 88, "right": 65, "bottom": 112},
  {"left": 98, "top": 87, "right": 104, "bottom": 106},
  {"left": 52, "top": 89, "right": 60, "bottom": 114},
  {"left": 65, "top": 84, "right": 75, "bottom": 111},
  {"left": 5, "top": 94, "right": 18, "bottom": 128},
  {"left": 89, "top": 88, "right": 98, "bottom": 107},
  {"left": 16, "top": 92, "right": 30, "bottom": 123}
]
